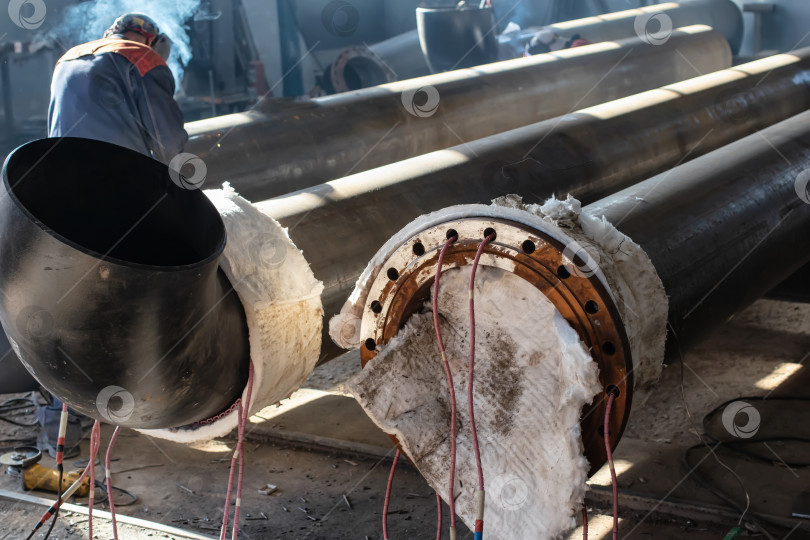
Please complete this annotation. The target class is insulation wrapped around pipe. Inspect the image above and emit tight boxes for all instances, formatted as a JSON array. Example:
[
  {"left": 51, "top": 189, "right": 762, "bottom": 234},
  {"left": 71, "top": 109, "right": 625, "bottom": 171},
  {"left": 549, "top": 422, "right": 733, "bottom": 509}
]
[
  {"left": 0, "top": 139, "right": 324, "bottom": 435},
  {"left": 186, "top": 25, "right": 731, "bottom": 201}
]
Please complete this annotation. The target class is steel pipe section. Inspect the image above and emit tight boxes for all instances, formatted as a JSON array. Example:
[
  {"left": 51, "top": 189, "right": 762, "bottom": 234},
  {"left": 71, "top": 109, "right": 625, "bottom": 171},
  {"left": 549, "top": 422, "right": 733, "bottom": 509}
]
[
  {"left": 0, "top": 138, "right": 250, "bottom": 429},
  {"left": 256, "top": 50, "right": 810, "bottom": 361},
  {"left": 186, "top": 25, "right": 730, "bottom": 201},
  {"left": 343, "top": 109, "right": 810, "bottom": 475},
  {"left": 416, "top": 5, "right": 500, "bottom": 73},
  {"left": 324, "top": 31, "right": 428, "bottom": 93},
  {"left": 586, "top": 110, "right": 810, "bottom": 357},
  {"left": 330, "top": 0, "right": 744, "bottom": 91},
  {"left": 547, "top": 0, "right": 743, "bottom": 54}
]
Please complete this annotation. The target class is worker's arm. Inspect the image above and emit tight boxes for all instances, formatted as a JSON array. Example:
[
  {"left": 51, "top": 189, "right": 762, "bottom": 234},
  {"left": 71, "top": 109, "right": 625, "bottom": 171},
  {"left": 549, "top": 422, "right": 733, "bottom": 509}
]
[{"left": 136, "top": 65, "right": 188, "bottom": 165}]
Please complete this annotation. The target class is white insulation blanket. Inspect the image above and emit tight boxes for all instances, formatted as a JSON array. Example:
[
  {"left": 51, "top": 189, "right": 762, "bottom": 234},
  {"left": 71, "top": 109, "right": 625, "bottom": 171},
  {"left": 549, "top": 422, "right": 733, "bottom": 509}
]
[
  {"left": 335, "top": 197, "right": 668, "bottom": 539},
  {"left": 350, "top": 266, "right": 600, "bottom": 539},
  {"left": 141, "top": 183, "right": 324, "bottom": 443}
]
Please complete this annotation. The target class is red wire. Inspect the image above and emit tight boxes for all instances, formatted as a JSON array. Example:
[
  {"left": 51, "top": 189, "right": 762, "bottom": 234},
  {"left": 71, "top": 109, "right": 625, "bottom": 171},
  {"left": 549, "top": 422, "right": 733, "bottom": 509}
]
[
  {"left": 582, "top": 505, "right": 588, "bottom": 540},
  {"left": 605, "top": 392, "right": 618, "bottom": 540},
  {"left": 26, "top": 415, "right": 97, "bottom": 540},
  {"left": 220, "top": 431, "right": 238, "bottom": 540},
  {"left": 435, "top": 492, "right": 443, "bottom": 540},
  {"left": 231, "top": 361, "right": 255, "bottom": 540},
  {"left": 220, "top": 360, "right": 255, "bottom": 540},
  {"left": 433, "top": 234, "right": 458, "bottom": 536},
  {"left": 382, "top": 448, "right": 401, "bottom": 540},
  {"left": 87, "top": 420, "right": 101, "bottom": 540},
  {"left": 468, "top": 233, "right": 495, "bottom": 537},
  {"left": 468, "top": 234, "right": 493, "bottom": 489},
  {"left": 105, "top": 425, "right": 122, "bottom": 540}
]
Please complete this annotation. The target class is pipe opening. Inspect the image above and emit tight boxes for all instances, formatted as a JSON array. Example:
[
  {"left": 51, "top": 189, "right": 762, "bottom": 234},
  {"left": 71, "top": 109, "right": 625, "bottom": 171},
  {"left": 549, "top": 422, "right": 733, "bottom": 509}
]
[
  {"left": 3, "top": 138, "right": 225, "bottom": 268},
  {"left": 342, "top": 56, "right": 391, "bottom": 90}
]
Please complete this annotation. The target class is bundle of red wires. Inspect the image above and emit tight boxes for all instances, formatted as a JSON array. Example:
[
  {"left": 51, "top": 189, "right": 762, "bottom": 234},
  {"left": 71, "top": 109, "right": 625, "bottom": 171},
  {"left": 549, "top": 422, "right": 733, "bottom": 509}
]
[{"left": 382, "top": 231, "right": 621, "bottom": 540}]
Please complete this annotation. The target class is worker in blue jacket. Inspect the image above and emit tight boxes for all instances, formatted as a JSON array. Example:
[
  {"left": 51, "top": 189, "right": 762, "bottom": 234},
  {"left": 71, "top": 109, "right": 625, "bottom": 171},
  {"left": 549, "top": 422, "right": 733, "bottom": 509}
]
[
  {"left": 48, "top": 13, "right": 187, "bottom": 165},
  {"left": 40, "top": 13, "right": 188, "bottom": 455}
]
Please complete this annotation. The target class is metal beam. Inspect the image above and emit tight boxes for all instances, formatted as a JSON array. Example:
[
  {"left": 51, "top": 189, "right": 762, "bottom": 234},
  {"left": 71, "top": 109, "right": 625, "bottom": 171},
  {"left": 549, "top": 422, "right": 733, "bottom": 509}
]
[{"left": 0, "top": 489, "right": 216, "bottom": 540}]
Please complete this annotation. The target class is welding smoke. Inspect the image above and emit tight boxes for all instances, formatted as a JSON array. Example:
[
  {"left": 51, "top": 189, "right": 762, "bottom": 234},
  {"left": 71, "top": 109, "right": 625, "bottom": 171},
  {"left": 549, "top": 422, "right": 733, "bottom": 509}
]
[{"left": 49, "top": 0, "right": 201, "bottom": 89}]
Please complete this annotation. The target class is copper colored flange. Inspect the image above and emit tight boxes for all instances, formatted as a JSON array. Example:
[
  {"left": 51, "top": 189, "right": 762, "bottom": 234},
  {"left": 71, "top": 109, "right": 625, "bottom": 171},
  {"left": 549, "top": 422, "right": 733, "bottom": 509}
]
[{"left": 358, "top": 217, "right": 632, "bottom": 474}]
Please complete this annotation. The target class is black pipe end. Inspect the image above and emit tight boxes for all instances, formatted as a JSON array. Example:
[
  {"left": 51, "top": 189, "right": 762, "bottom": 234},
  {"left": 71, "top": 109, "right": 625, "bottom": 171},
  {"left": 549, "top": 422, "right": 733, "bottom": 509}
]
[
  {"left": 0, "top": 138, "right": 250, "bottom": 429},
  {"left": 2, "top": 137, "right": 225, "bottom": 268}
]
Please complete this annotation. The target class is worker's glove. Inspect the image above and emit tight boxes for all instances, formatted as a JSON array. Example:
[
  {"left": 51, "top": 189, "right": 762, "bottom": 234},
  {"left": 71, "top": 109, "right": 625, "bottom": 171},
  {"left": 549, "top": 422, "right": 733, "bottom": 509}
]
[{"left": 153, "top": 33, "right": 172, "bottom": 61}]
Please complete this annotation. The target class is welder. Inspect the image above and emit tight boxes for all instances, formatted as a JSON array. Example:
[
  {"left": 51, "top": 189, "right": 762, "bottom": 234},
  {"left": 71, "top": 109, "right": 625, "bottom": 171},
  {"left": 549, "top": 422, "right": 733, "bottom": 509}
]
[
  {"left": 39, "top": 13, "right": 188, "bottom": 456},
  {"left": 48, "top": 12, "right": 187, "bottom": 165}
]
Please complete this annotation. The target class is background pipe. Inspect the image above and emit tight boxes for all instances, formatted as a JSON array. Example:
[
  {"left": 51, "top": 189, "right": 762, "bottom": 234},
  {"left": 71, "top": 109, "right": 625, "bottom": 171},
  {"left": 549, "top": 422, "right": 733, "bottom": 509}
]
[
  {"left": 329, "top": 0, "right": 745, "bottom": 92},
  {"left": 186, "top": 26, "right": 730, "bottom": 202},
  {"left": 324, "top": 31, "right": 427, "bottom": 93},
  {"left": 586, "top": 109, "right": 810, "bottom": 357},
  {"left": 255, "top": 50, "right": 810, "bottom": 362},
  {"left": 542, "top": 0, "right": 743, "bottom": 54},
  {"left": 0, "top": 331, "right": 38, "bottom": 394},
  {"left": 416, "top": 5, "right": 500, "bottom": 73},
  {"left": 0, "top": 138, "right": 250, "bottom": 429}
]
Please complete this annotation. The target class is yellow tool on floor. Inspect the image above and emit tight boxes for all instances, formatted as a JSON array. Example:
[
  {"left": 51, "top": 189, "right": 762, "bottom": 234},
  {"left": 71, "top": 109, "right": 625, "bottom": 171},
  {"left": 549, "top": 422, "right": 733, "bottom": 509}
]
[{"left": 0, "top": 446, "right": 90, "bottom": 496}]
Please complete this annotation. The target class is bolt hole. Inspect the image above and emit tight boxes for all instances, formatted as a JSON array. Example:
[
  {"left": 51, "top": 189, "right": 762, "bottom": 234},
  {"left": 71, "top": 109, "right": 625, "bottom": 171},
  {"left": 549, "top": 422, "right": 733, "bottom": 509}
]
[
  {"left": 370, "top": 300, "right": 382, "bottom": 314},
  {"left": 446, "top": 229, "right": 458, "bottom": 240},
  {"left": 598, "top": 425, "right": 606, "bottom": 438},
  {"left": 522, "top": 240, "right": 536, "bottom": 254},
  {"left": 483, "top": 227, "right": 497, "bottom": 240},
  {"left": 557, "top": 265, "right": 571, "bottom": 279},
  {"left": 387, "top": 268, "right": 399, "bottom": 281},
  {"left": 602, "top": 341, "right": 616, "bottom": 355},
  {"left": 585, "top": 300, "right": 599, "bottom": 314},
  {"left": 364, "top": 338, "right": 376, "bottom": 351},
  {"left": 413, "top": 242, "right": 425, "bottom": 256},
  {"left": 606, "top": 385, "right": 620, "bottom": 398}
]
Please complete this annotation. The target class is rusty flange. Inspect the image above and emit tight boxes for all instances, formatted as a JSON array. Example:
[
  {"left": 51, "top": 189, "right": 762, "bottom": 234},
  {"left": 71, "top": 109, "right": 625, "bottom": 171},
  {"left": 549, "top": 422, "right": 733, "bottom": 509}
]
[
  {"left": 330, "top": 46, "right": 396, "bottom": 93},
  {"left": 358, "top": 217, "right": 632, "bottom": 474}
]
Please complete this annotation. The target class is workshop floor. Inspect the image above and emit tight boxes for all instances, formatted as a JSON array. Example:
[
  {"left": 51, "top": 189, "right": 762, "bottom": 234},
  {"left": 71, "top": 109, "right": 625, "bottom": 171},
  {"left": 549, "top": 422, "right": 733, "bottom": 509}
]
[{"left": 1, "top": 298, "right": 808, "bottom": 540}]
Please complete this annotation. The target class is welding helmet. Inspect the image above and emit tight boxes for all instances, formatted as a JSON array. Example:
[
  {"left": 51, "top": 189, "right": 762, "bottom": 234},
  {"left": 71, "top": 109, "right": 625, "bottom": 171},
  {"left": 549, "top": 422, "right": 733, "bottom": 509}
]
[{"left": 104, "top": 12, "right": 161, "bottom": 47}]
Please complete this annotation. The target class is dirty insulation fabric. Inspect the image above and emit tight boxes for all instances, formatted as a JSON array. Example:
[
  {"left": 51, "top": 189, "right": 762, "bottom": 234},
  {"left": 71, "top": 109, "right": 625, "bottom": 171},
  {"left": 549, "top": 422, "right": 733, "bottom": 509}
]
[
  {"left": 141, "top": 183, "right": 324, "bottom": 443},
  {"left": 336, "top": 197, "right": 668, "bottom": 539}
]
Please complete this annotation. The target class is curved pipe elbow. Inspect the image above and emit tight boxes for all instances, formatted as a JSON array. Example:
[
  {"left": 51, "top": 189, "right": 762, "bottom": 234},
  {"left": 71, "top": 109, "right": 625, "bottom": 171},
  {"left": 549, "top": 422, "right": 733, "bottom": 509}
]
[{"left": 0, "top": 138, "right": 250, "bottom": 429}]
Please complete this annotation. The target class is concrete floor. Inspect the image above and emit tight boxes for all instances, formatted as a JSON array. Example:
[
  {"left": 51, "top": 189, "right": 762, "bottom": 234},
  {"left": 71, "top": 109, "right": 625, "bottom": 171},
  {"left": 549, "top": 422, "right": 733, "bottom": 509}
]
[{"left": 1, "top": 298, "right": 809, "bottom": 539}]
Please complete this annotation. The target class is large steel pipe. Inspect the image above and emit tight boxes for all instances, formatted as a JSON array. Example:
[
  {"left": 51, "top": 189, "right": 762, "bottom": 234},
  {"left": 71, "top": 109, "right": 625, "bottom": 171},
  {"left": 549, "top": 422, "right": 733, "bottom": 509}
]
[
  {"left": 330, "top": 0, "right": 744, "bottom": 91},
  {"left": 255, "top": 50, "right": 810, "bottom": 361},
  {"left": 0, "top": 138, "right": 250, "bottom": 428},
  {"left": 323, "top": 31, "right": 428, "bottom": 93},
  {"left": 586, "top": 111, "right": 810, "bottom": 356},
  {"left": 186, "top": 26, "right": 730, "bottom": 201},
  {"left": 339, "top": 109, "right": 810, "bottom": 503},
  {"left": 543, "top": 0, "right": 743, "bottom": 53}
]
